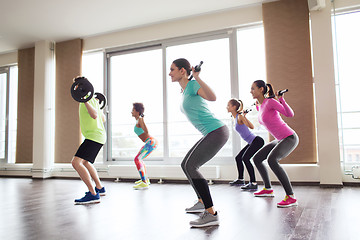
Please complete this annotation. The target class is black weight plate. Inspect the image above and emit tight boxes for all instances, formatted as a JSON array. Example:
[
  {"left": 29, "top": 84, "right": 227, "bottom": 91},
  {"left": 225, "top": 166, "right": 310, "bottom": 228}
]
[
  {"left": 94, "top": 92, "right": 107, "bottom": 110},
  {"left": 71, "top": 78, "right": 94, "bottom": 102}
]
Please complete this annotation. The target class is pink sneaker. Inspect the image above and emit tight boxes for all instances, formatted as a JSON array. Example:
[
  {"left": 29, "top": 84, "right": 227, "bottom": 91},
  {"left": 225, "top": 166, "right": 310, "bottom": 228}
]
[
  {"left": 277, "top": 195, "right": 298, "bottom": 208},
  {"left": 254, "top": 188, "right": 274, "bottom": 197}
]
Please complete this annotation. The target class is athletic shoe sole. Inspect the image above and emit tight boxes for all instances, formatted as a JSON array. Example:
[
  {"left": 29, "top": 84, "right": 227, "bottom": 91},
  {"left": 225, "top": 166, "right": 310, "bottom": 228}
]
[
  {"left": 99, "top": 193, "right": 106, "bottom": 196},
  {"left": 277, "top": 202, "right": 298, "bottom": 208},
  {"left": 74, "top": 199, "right": 101, "bottom": 205},
  {"left": 185, "top": 209, "right": 205, "bottom": 213},
  {"left": 190, "top": 220, "right": 220, "bottom": 228},
  {"left": 133, "top": 187, "right": 149, "bottom": 190},
  {"left": 254, "top": 194, "right": 274, "bottom": 197}
]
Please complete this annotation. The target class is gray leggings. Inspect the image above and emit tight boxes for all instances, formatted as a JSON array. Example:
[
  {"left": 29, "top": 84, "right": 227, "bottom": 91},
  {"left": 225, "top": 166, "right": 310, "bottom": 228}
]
[
  {"left": 253, "top": 133, "right": 299, "bottom": 196},
  {"left": 181, "top": 125, "right": 229, "bottom": 209}
]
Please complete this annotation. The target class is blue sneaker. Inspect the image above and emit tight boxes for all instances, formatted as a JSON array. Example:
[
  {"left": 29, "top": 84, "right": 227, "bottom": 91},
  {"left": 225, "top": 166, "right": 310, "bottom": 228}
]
[
  {"left": 95, "top": 186, "right": 106, "bottom": 196},
  {"left": 74, "top": 192, "right": 100, "bottom": 205}
]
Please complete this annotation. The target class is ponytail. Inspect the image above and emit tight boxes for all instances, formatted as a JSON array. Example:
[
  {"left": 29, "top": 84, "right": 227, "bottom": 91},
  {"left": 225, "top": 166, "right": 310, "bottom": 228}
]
[
  {"left": 236, "top": 99, "right": 243, "bottom": 113},
  {"left": 266, "top": 83, "right": 275, "bottom": 98},
  {"left": 188, "top": 72, "right": 193, "bottom": 81}
]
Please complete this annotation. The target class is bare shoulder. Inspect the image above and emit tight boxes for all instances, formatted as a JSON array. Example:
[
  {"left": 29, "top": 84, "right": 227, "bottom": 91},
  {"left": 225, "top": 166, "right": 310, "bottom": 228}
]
[{"left": 237, "top": 114, "right": 244, "bottom": 124}]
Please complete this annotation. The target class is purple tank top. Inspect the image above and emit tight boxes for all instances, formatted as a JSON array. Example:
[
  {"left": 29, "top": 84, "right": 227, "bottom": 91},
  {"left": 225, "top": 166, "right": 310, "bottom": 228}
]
[{"left": 235, "top": 114, "right": 256, "bottom": 144}]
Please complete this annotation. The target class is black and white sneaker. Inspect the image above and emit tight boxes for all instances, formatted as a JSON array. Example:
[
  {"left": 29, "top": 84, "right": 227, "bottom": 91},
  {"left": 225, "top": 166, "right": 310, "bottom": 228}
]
[
  {"left": 241, "top": 182, "right": 258, "bottom": 191},
  {"left": 229, "top": 179, "right": 245, "bottom": 186}
]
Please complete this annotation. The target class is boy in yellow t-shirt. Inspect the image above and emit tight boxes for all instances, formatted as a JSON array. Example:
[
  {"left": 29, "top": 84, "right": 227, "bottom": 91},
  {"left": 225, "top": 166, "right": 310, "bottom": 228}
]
[{"left": 71, "top": 77, "right": 107, "bottom": 205}]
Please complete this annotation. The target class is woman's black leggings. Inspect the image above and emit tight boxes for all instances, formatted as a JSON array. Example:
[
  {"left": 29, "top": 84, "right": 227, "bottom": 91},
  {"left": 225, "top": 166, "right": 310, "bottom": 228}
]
[
  {"left": 235, "top": 136, "right": 264, "bottom": 182},
  {"left": 253, "top": 133, "right": 299, "bottom": 196},
  {"left": 181, "top": 125, "right": 229, "bottom": 209}
]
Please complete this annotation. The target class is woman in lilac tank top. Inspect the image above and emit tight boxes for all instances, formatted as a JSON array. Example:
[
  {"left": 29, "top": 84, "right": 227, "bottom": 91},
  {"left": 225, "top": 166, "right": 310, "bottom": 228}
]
[
  {"left": 227, "top": 99, "right": 264, "bottom": 190},
  {"left": 251, "top": 80, "right": 299, "bottom": 208}
]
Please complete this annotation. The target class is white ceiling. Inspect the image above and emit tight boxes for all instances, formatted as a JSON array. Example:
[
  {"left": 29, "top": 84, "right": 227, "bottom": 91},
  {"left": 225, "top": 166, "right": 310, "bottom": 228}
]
[{"left": 0, "top": 0, "right": 273, "bottom": 54}]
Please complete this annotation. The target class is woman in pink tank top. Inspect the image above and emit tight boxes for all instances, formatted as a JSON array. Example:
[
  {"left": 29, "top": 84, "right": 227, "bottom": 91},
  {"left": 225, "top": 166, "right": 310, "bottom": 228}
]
[{"left": 251, "top": 80, "right": 299, "bottom": 208}]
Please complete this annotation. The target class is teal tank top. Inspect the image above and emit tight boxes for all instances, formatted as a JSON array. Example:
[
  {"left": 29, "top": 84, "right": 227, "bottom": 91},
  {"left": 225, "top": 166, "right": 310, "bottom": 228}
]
[
  {"left": 181, "top": 80, "right": 224, "bottom": 136},
  {"left": 134, "top": 120, "right": 145, "bottom": 136}
]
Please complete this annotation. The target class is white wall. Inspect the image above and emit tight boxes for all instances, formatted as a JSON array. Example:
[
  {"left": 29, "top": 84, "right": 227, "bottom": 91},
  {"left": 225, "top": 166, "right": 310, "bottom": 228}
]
[
  {"left": 334, "top": 0, "right": 360, "bottom": 10},
  {"left": 0, "top": 52, "right": 17, "bottom": 67},
  {"left": 83, "top": 6, "right": 263, "bottom": 52}
]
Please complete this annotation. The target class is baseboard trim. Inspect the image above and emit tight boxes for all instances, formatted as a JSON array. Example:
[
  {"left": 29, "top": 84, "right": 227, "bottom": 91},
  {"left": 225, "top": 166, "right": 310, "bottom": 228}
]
[
  {"left": 319, "top": 184, "right": 344, "bottom": 188},
  {"left": 343, "top": 182, "right": 360, "bottom": 187}
]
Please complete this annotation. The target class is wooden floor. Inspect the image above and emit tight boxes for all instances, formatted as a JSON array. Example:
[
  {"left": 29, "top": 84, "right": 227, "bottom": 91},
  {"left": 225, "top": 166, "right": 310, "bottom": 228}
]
[{"left": 1, "top": 178, "right": 360, "bottom": 240}]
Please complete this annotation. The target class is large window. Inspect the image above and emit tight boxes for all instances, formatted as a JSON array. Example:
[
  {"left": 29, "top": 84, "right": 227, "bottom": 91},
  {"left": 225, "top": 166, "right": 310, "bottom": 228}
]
[
  {"left": 108, "top": 48, "right": 164, "bottom": 160},
  {"left": 0, "top": 66, "right": 18, "bottom": 163},
  {"left": 0, "top": 71, "right": 7, "bottom": 160},
  {"left": 166, "top": 38, "right": 232, "bottom": 157},
  {"left": 83, "top": 27, "right": 267, "bottom": 163},
  {"left": 82, "top": 52, "right": 104, "bottom": 163},
  {"left": 237, "top": 26, "right": 269, "bottom": 147},
  {"left": 333, "top": 10, "right": 360, "bottom": 171}
]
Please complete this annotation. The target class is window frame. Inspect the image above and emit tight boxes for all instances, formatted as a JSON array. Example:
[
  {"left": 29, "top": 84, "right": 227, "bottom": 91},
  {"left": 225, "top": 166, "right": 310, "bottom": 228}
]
[
  {"left": 332, "top": 7, "right": 360, "bottom": 171},
  {"left": 97, "top": 26, "right": 266, "bottom": 164},
  {"left": 105, "top": 44, "right": 164, "bottom": 162},
  {"left": 0, "top": 66, "right": 14, "bottom": 164}
]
